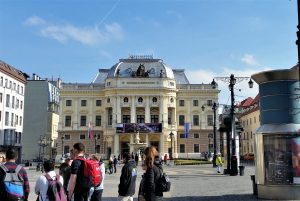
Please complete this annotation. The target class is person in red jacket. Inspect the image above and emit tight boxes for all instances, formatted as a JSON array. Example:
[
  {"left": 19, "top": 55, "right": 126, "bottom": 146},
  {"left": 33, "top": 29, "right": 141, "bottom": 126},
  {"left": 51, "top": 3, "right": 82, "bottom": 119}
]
[{"left": 164, "top": 154, "right": 168, "bottom": 165}]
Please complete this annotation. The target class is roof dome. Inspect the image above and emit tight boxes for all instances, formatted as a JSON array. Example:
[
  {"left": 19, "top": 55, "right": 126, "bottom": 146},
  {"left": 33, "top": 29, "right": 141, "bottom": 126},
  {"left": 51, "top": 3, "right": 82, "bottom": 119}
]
[{"left": 106, "top": 56, "right": 174, "bottom": 79}]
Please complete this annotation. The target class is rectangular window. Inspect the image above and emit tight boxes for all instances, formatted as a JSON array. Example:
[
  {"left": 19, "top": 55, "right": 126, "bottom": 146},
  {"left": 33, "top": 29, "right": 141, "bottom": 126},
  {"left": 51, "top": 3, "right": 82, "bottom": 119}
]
[
  {"left": 207, "top": 100, "right": 213, "bottom": 106},
  {"left": 64, "top": 146, "right": 70, "bottom": 155},
  {"left": 0, "top": 77, "right": 2, "bottom": 86},
  {"left": 137, "top": 115, "right": 145, "bottom": 123},
  {"left": 194, "top": 144, "right": 200, "bottom": 153},
  {"left": 254, "top": 117, "right": 256, "bottom": 123},
  {"left": 193, "top": 100, "right": 198, "bottom": 106},
  {"left": 96, "top": 115, "right": 101, "bottom": 126},
  {"left": 11, "top": 113, "right": 14, "bottom": 126},
  {"left": 80, "top": 115, "right": 87, "bottom": 126},
  {"left": 19, "top": 116, "right": 22, "bottom": 126},
  {"left": 96, "top": 100, "right": 102, "bottom": 106},
  {"left": 80, "top": 134, "right": 86, "bottom": 140},
  {"left": 193, "top": 115, "right": 199, "bottom": 126},
  {"left": 180, "top": 144, "right": 185, "bottom": 153},
  {"left": 20, "top": 101, "right": 23, "bottom": 109},
  {"left": 179, "top": 100, "right": 185, "bottom": 106},
  {"left": 81, "top": 100, "right": 87, "bottom": 106},
  {"left": 65, "top": 116, "right": 71, "bottom": 127},
  {"left": 179, "top": 115, "right": 185, "bottom": 126},
  {"left": 122, "top": 115, "right": 130, "bottom": 123},
  {"left": 194, "top": 133, "right": 199, "bottom": 138},
  {"left": 6, "top": 94, "right": 10, "bottom": 107},
  {"left": 5, "top": 79, "right": 7, "bottom": 87},
  {"left": 250, "top": 118, "right": 252, "bottom": 125},
  {"left": 66, "top": 100, "right": 72, "bottom": 106},
  {"left": 5, "top": 112, "right": 9, "bottom": 126},
  {"left": 207, "top": 115, "right": 213, "bottom": 126},
  {"left": 0, "top": 93, "right": 2, "bottom": 103},
  {"left": 108, "top": 115, "right": 112, "bottom": 125},
  {"left": 64, "top": 134, "right": 70, "bottom": 140},
  {"left": 151, "top": 115, "right": 159, "bottom": 123},
  {"left": 180, "top": 134, "right": 185, "bottom": 138},
  {"left": 12, "top": 96, "right": 14, "bottom": 109},
  {"left": 21, "top": 86, "right": 23, "bottom": 95}
]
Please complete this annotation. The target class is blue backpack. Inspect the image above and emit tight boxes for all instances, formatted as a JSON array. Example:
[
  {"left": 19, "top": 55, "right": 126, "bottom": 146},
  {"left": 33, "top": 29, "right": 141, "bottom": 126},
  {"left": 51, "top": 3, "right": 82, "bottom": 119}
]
[{"left": 0, "top": 164, "right": 24, "bottom": 201}]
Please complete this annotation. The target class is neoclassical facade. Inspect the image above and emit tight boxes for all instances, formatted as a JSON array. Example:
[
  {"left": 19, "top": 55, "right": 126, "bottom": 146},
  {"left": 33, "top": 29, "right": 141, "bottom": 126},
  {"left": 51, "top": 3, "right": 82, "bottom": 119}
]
[{"left": 58, "top": 56, "right": 219, "bottom": 158}]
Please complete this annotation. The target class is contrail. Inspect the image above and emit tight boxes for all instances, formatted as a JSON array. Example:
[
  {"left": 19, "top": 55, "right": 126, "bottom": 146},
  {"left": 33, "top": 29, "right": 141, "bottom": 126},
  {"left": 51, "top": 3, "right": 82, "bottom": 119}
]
[{"left": 97, "top": 0, "right": 121, "bottom": 26}]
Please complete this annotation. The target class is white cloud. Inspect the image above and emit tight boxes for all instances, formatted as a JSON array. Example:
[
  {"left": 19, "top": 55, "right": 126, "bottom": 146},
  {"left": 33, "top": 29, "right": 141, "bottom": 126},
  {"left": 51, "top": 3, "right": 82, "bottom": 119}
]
[
  {"left": 23, "top": 16, "right": 46, "bottom": 26},
  {"left": 24, "top": 15, "right": 124, "bottom": 46},
  {"left": 241, "top": 54, "right": 259, "bottom": 66},
  {"left": 185, "top": 67, "right": 271, "bottom": 105}
]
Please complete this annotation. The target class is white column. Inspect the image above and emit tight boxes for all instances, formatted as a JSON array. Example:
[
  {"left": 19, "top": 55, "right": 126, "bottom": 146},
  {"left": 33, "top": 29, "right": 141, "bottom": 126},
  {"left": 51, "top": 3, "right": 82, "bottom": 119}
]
[
  {"left": 114, "top": 134, "right": 119, "bottom": 155},
  {"left": 116, "top": 96, "right": 121, "bottom": 123},
  {"left": 160, "top": 133, "right": 164, "bottom": 155},
  {"left": 112, "top": 96, "right": 117, "bottom": 127},
  {"left": 145, "top": 96, "right": 150, "bottom": 123},
  {"left": 130, "top": 134, "right": 134, "bottom": 153},
  {"left": 131, "top": 96, "right": 136, "bottom": 123},
  {"left": 146, "top": 134, "right": 149, "bottom": 146}
]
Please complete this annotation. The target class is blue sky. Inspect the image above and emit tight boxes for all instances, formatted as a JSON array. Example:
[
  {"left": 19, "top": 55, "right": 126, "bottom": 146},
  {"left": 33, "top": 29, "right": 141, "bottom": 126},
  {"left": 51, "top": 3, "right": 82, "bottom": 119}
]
[{"left": 0, "top": 0, "right": 298, "bottom": 104}]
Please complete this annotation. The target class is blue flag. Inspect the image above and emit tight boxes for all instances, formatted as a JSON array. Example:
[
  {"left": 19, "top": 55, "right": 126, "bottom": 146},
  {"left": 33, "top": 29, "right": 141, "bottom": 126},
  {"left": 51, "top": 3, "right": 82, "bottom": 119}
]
[{"left": 184, "top": 123, "right": 190, "bottom": 138}]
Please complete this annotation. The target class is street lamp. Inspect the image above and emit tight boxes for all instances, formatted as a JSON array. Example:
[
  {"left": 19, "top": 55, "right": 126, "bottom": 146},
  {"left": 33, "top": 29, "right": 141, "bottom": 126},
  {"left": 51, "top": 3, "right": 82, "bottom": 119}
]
[
  {"left": 202, "top": 102, "right": 218, "bottom": 167},
  {"left": 61, "top": 136, "right": 64, "bottom": 157},
  {"left": 169, "top": 131, "right": 174, "bottom": 160},
  {"left": 211, "top": 74, "right": 253, "bottom": 175},
  {"left": 37, "top": 136, "right": 52, "bottom": 166}
]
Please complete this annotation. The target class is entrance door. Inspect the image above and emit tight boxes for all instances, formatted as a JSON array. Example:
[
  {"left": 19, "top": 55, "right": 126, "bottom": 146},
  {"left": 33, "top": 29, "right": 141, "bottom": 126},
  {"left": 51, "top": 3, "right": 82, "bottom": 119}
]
[{"left": 121, "top": 142, "right": 130, "bottom": 155}]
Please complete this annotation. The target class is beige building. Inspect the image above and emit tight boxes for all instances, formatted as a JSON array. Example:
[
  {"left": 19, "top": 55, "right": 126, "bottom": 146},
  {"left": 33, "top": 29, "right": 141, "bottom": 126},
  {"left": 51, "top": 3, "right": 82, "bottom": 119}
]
[
  {"left": 239, "top": 95, "right": 260, "bottom": 157},
  {"left": 57, "top": 56, "right": 219, "bottom": 158}
]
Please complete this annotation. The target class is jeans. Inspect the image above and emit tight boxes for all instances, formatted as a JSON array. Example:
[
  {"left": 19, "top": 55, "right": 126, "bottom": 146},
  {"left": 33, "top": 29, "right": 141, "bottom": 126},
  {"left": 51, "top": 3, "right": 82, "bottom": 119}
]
[
  {"left": 74, "top": 191, "right": 89, "bottom": 201},
  {"left": 91, "top": 189, "right": 103, "bottom": 201}
]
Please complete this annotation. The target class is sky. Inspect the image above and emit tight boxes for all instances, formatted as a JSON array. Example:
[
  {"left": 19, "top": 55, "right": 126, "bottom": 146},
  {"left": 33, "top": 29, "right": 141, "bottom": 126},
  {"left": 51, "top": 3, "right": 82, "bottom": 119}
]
[{"left": 0, "top": 0, "right": 298, "bottom": 105}]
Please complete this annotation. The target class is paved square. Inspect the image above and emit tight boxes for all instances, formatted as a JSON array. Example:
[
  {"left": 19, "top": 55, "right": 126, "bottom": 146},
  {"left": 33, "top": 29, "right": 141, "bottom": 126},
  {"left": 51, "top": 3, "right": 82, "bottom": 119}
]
[{"left": 26, "top": 163, "right": 262, "bottom": 201}]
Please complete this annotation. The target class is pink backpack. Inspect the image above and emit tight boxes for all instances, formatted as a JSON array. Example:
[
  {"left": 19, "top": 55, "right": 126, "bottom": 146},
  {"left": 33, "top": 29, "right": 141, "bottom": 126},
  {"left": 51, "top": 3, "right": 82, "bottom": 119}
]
[{"left": 44, "top": 174, "right": 67, "bottom": 201}]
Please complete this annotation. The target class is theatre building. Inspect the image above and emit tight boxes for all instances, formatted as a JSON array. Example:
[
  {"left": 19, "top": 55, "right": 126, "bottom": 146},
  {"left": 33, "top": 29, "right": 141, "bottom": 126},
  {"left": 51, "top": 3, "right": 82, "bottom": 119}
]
[{"left": 58, "top": 56, "right": 219, "bottom": 158}]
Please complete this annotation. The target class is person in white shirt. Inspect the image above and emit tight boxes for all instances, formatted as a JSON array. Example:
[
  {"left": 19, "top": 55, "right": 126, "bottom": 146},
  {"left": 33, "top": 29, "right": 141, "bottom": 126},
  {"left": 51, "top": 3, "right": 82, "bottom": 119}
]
[
  {"left": 35, "top": 160, "right": 64, "bottom": 201},
  {"left": 89, "top": 155, "right": 105, "bottom": 201}
]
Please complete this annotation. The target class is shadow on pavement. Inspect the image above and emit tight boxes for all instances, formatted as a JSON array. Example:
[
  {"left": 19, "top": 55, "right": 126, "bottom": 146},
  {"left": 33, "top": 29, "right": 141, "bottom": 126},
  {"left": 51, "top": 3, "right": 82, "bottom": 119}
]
[{"left": 102, "top": 194, "right": 261, "bottom": 201}]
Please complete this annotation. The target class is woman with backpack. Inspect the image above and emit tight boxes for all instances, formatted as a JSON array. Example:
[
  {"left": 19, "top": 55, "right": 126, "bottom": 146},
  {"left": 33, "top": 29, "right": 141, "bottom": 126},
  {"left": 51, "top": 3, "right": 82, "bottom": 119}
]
[
  {"left": 35, "top": 160, "right": 65, "bottom": 201},
  {"left": 139, "top": 146, "right": 163, "bottom": 201}
]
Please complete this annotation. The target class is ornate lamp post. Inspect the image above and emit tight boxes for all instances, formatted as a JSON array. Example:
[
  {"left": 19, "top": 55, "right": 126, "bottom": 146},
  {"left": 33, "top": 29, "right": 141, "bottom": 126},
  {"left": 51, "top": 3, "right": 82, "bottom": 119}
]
[
  {"left": 211, "top": 74, "right": 253, "bottom": 175},
  {"left": 169, "top": 131, "right": 174, "bottom": 160},
  {"left": 37, "top": 136, "right": 52, "bottom": 169},
  {"left": 61, "top": 136, "right": 64, "bottom": 157},
  {"left": 202, "top": 103, "right": 218, "bottom": 167},
  {"left": 208, "top": 133, "right": 213, "bottom": 157}
]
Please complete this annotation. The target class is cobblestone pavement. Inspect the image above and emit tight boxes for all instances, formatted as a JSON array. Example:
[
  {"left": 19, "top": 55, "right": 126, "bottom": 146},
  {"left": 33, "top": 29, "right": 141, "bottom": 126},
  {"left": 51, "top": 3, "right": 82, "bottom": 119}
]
[{"left": 25, "top": 163, "right": 289, "bottom": 201}]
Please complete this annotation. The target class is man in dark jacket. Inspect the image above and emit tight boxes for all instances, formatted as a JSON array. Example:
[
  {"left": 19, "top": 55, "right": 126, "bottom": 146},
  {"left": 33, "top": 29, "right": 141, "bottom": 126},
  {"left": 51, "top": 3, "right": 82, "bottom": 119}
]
[{"left": 118, "top": 152, "right": 137, "bottom": 201}]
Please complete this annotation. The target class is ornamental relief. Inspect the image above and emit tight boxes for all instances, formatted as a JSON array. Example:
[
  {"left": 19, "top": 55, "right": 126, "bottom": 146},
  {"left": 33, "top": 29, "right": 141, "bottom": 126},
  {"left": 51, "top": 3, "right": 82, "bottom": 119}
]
[
  {"left": 79, "top": 110, "right": 89, "bottom": 114},
  {"left": 63, "top": 110, "right": 73, "bottom": 114}
]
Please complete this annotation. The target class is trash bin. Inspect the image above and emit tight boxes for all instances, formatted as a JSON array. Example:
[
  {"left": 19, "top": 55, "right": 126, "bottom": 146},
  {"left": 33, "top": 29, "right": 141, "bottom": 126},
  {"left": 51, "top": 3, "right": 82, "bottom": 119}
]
[
  {"left": 250, "top": 175, "right": 258, "bottom": 195},
  {"left": 239, "top": 165, "right": 245, "bottom": 176}
]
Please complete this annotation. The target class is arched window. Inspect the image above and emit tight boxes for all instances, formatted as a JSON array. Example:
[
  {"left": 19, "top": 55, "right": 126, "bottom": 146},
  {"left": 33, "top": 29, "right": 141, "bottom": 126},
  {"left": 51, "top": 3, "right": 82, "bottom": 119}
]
[
  {"left": 124, "top": 97, "right": 128, "bottom": 103},
  {"left": 138, "top": 97, "right": 143, "bottom": 103},
  {"left": 152, "top": 97, "right": 157, "bottom": 103}
]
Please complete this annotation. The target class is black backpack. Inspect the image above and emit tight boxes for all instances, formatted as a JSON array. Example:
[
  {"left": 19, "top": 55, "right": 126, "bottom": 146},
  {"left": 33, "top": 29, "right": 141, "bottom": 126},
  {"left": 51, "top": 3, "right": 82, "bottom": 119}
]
[{"left": 157, "top": 168, "right": 171, "bottom": 192}]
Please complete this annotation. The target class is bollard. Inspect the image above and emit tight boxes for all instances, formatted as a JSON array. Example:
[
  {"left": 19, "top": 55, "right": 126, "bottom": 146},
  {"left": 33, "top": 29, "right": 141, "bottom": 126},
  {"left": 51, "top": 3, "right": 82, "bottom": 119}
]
[{"left": 239, "top": 166, "right": 245, "bottom": 176}]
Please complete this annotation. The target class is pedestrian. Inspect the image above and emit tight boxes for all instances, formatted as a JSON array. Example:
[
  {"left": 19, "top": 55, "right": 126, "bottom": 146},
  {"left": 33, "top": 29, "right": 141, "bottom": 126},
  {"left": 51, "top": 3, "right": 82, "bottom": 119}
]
[
  {"left": 59, "top": 159, "right": 71, "bottom": 197},
  {"left": 0, "top": 153, "right": 5, "bottom": 164},
  {"left": 114, "top": 155, "right": 118, "bottom": 173},
  {"left": 35, "top": 160, "right": 64, "bottom": 201},
  {"left": 109, "top": 156, "right": 113, "bottom": 174},
  {"left": 0, "top": 148, "right": 30, "bottom": 201},
  {"left": 89, "top": 155, "right": 105, "bottom": 201},
  {"left": 139, "top": 146, "right": 163, "bottom": 201},
  {"left": 216, "top": 153, "right": 223, "bottom": 173},
  {"left": 68, "top": 142, "right": 89, "bottom": 201},
  {"left": 135, "top": 153, "right": 139, "bottom": 166},
  {"left": 118, "top": 152, "right": 137, "bottom": 201},
  {"left": 163, "top": 154, "right": 168, "bottom": 165}
]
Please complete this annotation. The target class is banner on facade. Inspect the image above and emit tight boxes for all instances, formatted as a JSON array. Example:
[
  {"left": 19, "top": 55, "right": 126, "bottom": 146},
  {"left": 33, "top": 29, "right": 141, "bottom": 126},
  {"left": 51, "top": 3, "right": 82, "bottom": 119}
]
[
  {"left": 116, "top": 123, "right": 162, "bottom": 133},
  {"left": 184, "top": 122, "right": 190, "bottom": 138}
]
